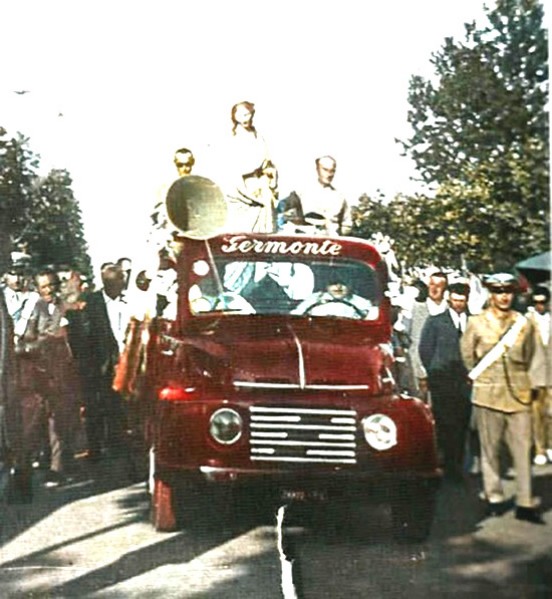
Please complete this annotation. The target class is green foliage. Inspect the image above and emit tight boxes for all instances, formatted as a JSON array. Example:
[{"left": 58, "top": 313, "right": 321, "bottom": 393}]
[
  {"left": 27, "top": 169, "right": 92, "bottom": 276},
  {"left": 0, "top": 127, "right": 92, "bottom": 278},
  {"left": 354, "top": 193, "right": 452, "bottom": 269},
  {"left": 0, "top": 129, "right": 39, "bottom": 272},
  {"left": 360, "top": 0, "right": 549, "bottom": 272}
]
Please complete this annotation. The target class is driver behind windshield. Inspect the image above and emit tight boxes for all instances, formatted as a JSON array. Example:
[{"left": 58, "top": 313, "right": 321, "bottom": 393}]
[{"left": 291, "top": 280, "right": 376, "bottom": 319}]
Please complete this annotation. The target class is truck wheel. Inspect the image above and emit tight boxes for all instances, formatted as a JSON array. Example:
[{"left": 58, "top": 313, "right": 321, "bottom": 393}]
[
  {"left": 151, "top": 477, "right": 178, "bottom": 532},
  {"left": 390, "top": 479, "right": 436, "bottom": 543}
]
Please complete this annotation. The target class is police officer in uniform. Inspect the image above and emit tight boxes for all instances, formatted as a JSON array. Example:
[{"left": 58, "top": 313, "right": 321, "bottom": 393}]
[{"left": 461, "top": 273, "right": 543, "bottom": 523}]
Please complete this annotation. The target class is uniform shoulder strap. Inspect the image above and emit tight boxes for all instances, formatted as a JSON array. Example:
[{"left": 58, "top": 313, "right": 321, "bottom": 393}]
[{"left": 468, "top": 313, "right": 527, "bottom": 381}]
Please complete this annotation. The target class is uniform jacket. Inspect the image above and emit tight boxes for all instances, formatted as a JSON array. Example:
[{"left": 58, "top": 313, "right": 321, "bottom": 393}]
[{"left": 460, "top": 308, "right": 535, "bottom": 412}]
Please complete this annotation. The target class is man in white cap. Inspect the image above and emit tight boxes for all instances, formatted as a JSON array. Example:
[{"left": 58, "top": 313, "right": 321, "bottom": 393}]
[{"left": 461, "top": 273, "right": 543, "bottom": 523}]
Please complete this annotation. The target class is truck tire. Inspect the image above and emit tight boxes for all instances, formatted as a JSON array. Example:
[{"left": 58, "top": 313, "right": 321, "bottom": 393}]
[
  {"left": 151, "top": 477, "right": 178, "bottom": 532},
  {"left": 390, "top": 479, "right": 436, "bottom": 543}
]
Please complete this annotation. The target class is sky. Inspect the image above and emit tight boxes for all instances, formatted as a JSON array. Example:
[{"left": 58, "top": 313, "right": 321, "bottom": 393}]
[{"left": 1, "top": 0, "right": 496, "bottom": 276}]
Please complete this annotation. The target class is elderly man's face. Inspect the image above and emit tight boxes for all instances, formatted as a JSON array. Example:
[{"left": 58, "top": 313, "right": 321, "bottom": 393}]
[
  {"left": 36, "top": 274, "right": 58, "bottom": 303},
  {"left": 316, "top": 157, "right": 336, "bottom": 187},
  {"left": 428, "top": 275, "right": 447, "bottom": 302},
  {"left": 102, "top": 268, "right": 126, "bottom": 299}
]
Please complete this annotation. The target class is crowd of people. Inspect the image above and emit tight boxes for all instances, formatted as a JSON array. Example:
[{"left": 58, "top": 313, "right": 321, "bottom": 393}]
[
  {"left": 0, "top": 258, "right": 136, "bottom": 493},
  {"left": 391, "top": 271, "right": 551, "bottom": 524},
  {"left": 0, "top": 100, "right": 550, "bottom": 530}
]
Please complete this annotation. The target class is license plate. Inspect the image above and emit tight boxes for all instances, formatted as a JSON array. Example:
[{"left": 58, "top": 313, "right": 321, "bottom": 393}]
[{"left": 280, "top": 489, "right": 328, "bottom": 502}]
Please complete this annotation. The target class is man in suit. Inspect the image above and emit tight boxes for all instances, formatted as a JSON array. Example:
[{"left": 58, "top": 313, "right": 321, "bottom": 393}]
[
  {"left": 82, "top": 263, "right": 130, "bottom": 459},
  {"left": 419, "top": 282, "right": 471, "bottom": 481},
  {"left": 17, "top": 269, "right": 82, "bottom": 486},
  {"left": 405, "top": 270, "right": 448, "bottom": 398}
]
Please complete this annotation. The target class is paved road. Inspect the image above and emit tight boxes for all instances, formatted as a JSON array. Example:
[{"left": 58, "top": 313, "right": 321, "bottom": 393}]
[{"left": 1, "top": 456, "right": 551, "bottom": 598}]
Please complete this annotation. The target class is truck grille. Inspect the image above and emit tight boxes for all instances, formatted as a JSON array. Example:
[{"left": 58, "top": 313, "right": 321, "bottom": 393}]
[{"left": 249, "top": 406, "right": 358, "bottom": 464}]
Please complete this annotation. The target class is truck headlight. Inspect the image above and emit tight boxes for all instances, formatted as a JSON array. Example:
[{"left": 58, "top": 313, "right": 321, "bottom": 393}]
[
  {"left": 209, "top": 408, "right": 243, "bottom": 445},
  {"left": 362, "top": 414, "right": 397, "bottom": 451}
]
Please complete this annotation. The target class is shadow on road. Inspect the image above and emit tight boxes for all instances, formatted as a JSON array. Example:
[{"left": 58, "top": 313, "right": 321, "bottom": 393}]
[
  {"left": 0, "top": 467, "right": 283, "bottom": 597},
  {"left": 0, "top": 451, "right": 144, "bottom": 546},
  {"left": 1, "top": 462, "right": 551, "bottom": 598}
]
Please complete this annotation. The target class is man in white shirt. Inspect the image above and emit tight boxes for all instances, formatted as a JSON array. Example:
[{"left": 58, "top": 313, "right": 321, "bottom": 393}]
[
  {"left": 280, "top": 155, "right": 352, "bottom": 236},
  {"left": 2, "top": 268, "right": 24, "bottom": 320},
  {"left": 149, "top": 147, "right": 196, "bottom": 263},
  {"left": 82, "top": 263, "right": 130, "bottom": 459},
  {"left": 292, "top": 280, "right": 377, "bottom": 320},
  {"left": 2, "top": 267, "right": 35, "bottom": 323},
  {"left": 102, "top": 278, "right": 130, "bottom": 354},
  {"left": 527, "top": 286, "right": 552, "bottom": 465},
  {"left": 2, "top": 266, "right": 39, "bottom": 340}
]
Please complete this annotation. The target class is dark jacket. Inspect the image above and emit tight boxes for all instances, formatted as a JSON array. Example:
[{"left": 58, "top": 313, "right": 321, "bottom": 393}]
[
  {"left": 82, "top": 291, "right": 119, "bottom": 393},
  {"left": 419, "top": 310, "right": 468, "bottom": 379},
  {"left": 0, "top": 292, "right": 21, "bottom": 456}
]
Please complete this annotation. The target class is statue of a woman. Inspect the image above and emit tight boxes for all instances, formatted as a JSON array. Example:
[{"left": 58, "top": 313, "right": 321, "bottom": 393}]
[{"left": 222, "top": 101, "right": 277, "bottom": 233}]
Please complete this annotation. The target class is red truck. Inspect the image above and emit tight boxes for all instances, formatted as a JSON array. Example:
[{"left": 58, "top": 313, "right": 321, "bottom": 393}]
[{"left": 145, "top": 232, "right": 440, "bottom": 541}]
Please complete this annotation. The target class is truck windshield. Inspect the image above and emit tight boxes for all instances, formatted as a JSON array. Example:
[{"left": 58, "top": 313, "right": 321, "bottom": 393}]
[{"left": 189, "top": 258, "right": 381, "bottom": 320}]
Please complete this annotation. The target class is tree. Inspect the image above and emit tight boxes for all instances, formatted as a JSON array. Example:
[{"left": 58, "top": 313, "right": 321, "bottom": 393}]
[
  {"left": 0, "top": 129, "right": 39, "bottom": 273},
  {"left": 394, "top": 0, "right": 549, "bottom": 270},
  {"left": 27, "top": 169, "right": 92, "bottom": 276},
  {"left": 353, "top": 192, "right": 451, "bottom": 270},
  {"left": 0, "top": 127, "right": 92, "bottom": 278}
]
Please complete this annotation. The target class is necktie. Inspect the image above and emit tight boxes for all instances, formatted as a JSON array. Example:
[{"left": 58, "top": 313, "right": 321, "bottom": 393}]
[{"left": 457, "top": 316, "right": 463, "bottom": 336}]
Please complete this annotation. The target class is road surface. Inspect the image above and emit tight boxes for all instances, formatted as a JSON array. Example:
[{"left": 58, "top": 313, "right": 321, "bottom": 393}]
[{"left": 1, "top": 455, "right": 551, "bottom": 598}]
